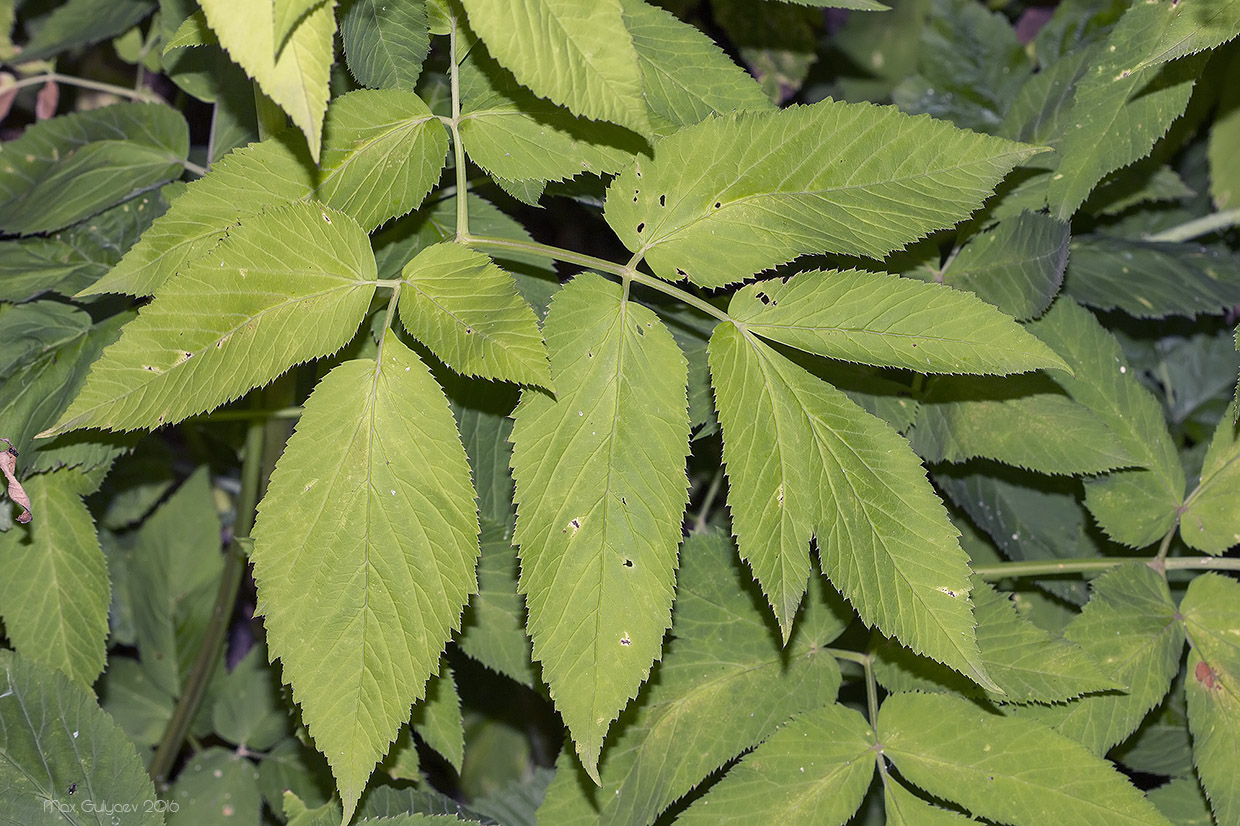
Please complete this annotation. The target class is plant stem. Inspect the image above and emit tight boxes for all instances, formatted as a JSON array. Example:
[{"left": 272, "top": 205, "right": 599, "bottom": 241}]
[
  {"left": 192, "top": 406, "right": 304, "bottom": 423},
  {"left": 448, "top": 14, "right": 469, "bottom": 241},
  {"left": 1144, "top": 208, "right": 1240, "bottom": 243},
  {"left": 972, "top": 555, "right": 1240, "bottom": 579},
  {"left": 182, "top": 159, "right": 209, "bottom": 178},
  {"left": 148, "top": 413, "right": 265, "bottom": 786},
  {"left": 692, "top": 469, "right": 724, "bottom": 533},
  {"left": 829, "top": 648, "right": 880, "bottom": 727},
  {"left": 0, "top": 71, "right": 161, "bottom": 102}
]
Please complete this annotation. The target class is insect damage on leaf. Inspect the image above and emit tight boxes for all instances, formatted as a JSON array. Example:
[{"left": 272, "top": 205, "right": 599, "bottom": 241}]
[{"left": 0, "top": 439, "right": 31, "bottom": 524}]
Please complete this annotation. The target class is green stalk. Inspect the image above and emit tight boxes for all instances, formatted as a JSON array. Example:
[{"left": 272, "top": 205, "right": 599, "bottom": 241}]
[
  {"left": 1145, "top": 208, "right": 1240, "bottom": 243},
  {"left": 972, "top": 555, "right": 1240, "bottom": 579},
  {"left": 448, "top": 12, "right": 470, "bottom": 240}
]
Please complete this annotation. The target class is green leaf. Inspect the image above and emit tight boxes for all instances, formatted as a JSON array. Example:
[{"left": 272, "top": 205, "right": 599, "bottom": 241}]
[
  {"left": 273, "top": 0, "right": 320, "bottom": 54},
  {"left": 341, "top": 0, "right": 430, "bottom": 90},
  {"left": 875, "top": 579, "right": 1120, "bottom": 703},
  {"left": 0, "top": 649, "right": 162, "bottom": 826},
  {"left": 398, "top": 243, "right": 550, "bottom": 386},
  {"left": 458, "top": 0, "right": 652, "bottom": 136},
  {"left": 251, "top": 329, "right": 479, "bottom": 821},
  {"left": 620, "top": 0, "right": 773, "bottom": 134},
  {"left": 412, "top": 667, "right": 465, "bottom": 774},
  {"left": 604, "top": 101, "right": 1044, "bottom": 288},
  {"left": 1016, "top": 563, "right": 1185, "bottom": 754},
  {"left": 458, "top": 41, "right": 643, "bottom": 190},
  {"left": 43, "top": 202, "right": 377, "bottom": 437},
  {"left": 1181, "top": 573, "right": 1240, "bottom": 826},
  {"left": 1180, "top": 403, "right": 1240, "bottom": 553},
  {"left": 1065, "top": 236, "right": 1240, "bottom": 318},
  {"left": 885, "top": 779, "right": 981, "bottom": 825},
  {"left": 17, "top": 0, "right": 153, "bottom": 62},
  {"left": 0, "top": 468, "right": 107, "bottom": 686},
  {"left": 729, "top": 269, "right": 1068, "bottom": 375},
  {"left": 316, "top": 89, "right": 449, "bottom": 232},
  {"left": 165, "top": 9, "right": 215, "bottom": 50},
  {"left": 1128, "top": 0, "right": 1240, "bottom": 69},
  {"left": 212, "top": 644, "right": 289, "bottom": 751},
  {"left": 674, "top": 703, "right": 876, "bottom": 826},
  {"left": 1209, "top": 49, "right": 1240, "bottom": 208},
  {"left": 709, "top": 322, "right": 993, "bottom": 688},
  {"left": 199, "top": 0, "right": 335, "bottom": 161},
  {"left": 933, "top": 211, "right": 1069, "bottom": 321},
  {"left": 910, "top": 375, "right": 1135, "bottom": 475},
  {"left": 458, "top": 521, "right": 536, "bottom": 686},
  {"left": 1047, "top": 3, "right": 1206, "bottom": 219},
  {"left": 1027, "top": 299, "right": 1185, "bottom": 547},
  {"left": 1148, "top": 777, "right": 1215, "bottom": 826},
  {"left": 712, "top": 0, "right": 818, "bottom": 105},
  {"left": 595, "top": 533, "right": 846, "bottom": 826},
  {"left": 0, "top": 103, "right": 187, "bottom": 235},
  {"left": 1085, "top": 162, "right": 1195, "bottom": 216},
  {"left": 126, "top": 467, "right": 223, "bottom": 698},
  {"left": 448, "top": 377, "right": 518, "bottom": 529},
  {"left": 97, "top": 656, "right": 174, "bottom": 752},
  {"left": 167, "top": 746, "right": 263, "bottom": 824},
  {"left": 881, "top": 692, "right": 1174, "bottom": 826},
  {"left": 509, "top": 273, "right": 690, "bottom": 779}
]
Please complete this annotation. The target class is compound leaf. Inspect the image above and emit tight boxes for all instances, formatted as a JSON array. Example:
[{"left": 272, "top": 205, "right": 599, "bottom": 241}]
[
  {"left": 604, "top": 101, "right": 1043, "bottom": 288},
  {"left": 398, "top": 243, "right": 550, "bottom": 387},
  {"left": 729, "top": 269, "right": 1068, "bottom": 375},
  {"left": 251, "top": 329, "right": 479, "bottom": 821},
  {"left": 1179, "top": 404, "right": 1240, "bottom": 553},
  {"left": 42, "top": 202, "right": 376, "bottom": 437},
  {"left": 458, "top": 0, "right": 651, "bottom": 136},
  {"left": 0, "top": 469, "right": 107, "bottom": 687},
  {"left": 674, "top": 703, "right": 876, "bottom": 826},
  {"left": 709, "top": 322, "right": 993, "bottom": 689},
  {"left": 510, "top": 274, "right": 690, "bottom": 780},
  {"left": 881, "top": 692, "right": 1175, "bottom": 826}
]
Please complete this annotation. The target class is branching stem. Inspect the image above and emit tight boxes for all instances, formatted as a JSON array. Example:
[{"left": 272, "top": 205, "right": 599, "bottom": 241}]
[
  {"left": 1145, "top": 208, "right": 1240, "bottom": 243},
  {"left": 448, "top": 15, "right": 469, "bottom": 241},
  {"left": 0, "top": 71, "right": 160, "bottom": 102},
  {"left": 972, "top": 555, "right": 1240, "bottom": 579}
]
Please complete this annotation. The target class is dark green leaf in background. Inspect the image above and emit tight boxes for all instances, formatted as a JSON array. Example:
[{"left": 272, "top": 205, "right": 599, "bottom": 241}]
[{"left": 340, "top": 0, "right": 431, "bottom": 90}]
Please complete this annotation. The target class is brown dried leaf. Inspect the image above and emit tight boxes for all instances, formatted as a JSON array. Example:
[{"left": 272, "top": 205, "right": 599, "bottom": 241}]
[
  {"left": 0, "top": 73, "right": 16, "bottom": 125},
  {"left": 1, "top": 439, "right": 32, "bottom": 524},
  {"left": 35, "top": 78, "right": 58, "bottom": 120}
]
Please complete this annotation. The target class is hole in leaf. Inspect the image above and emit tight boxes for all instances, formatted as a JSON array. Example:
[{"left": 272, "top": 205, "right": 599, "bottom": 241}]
[
  {"left": 620, "top": 634, "right": 632, "bottom": 646},
  {"left": 659, "top": 194, "right": 666, "bottom": 206},
  {"left": 637, "top": 222, "right": 645, "bottom": 233},
  {"left": 622, "top": 558, "right": 633, "bottom": 568}
]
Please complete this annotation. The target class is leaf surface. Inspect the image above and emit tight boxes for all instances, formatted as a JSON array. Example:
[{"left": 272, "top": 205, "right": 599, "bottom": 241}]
[
  {"left": 398, "top": 243, "right": 550, "bottom": 386},
  {"left": 880, "top": 692, "right": 1175, "bottom": 826},
  {"left": 251, "top": 329, "right": 479, "bottom": 821},
  {"left": 0, "top": 103, "right": 187, "bottom": 235},
  {"left": 200, "top": 0, "right": 336, "bottom": 160},
  {"left": 1180, "top": 404, "right": 1240, "bottom": 553},
  {"left": 729, "top": 269, "right": 1068, "bottom": 375},
  {"left": 1129, "top": 0, "right": 1240, "bottom": 69},
  {"left": 412, "top": 667, "right": 464, "bottom": 774},
  {"left": 458, "top": 521, "right": 536, "bottom": 686},
  {"left": 674, "top": 703, "right": 875, "bottom": 826},
  {"left": 604, "top": 101, "right": 1043, "bottom": 288},
  {"left": 1209, "top": 49, "right": 1240, "bottom": 209},
  {"left": 709, "top": 322, "right": 992, "bottom": 687},
  {"left": 1181, "top": 574, "right": 1240, "bottom": 826},
  {"left": 885, "top": 779, "right": 981, "bottom": 825},
  {"left": 0, "top": 469, "right": 107, "bottom": 686},
  {"left": 1027, "top": 299, "right": 1185, "bottom": 547},
  {"left": 458, "top": 0, "right": 651, "bottom": 136},
  {"left": 43, "top": 202, "right": 376, "bottom": 436},
  {"left": 0, "top": 649, "right": 162, "bottom": 825},
  {"left": 1016, "top": 563, "right": 1184, "bottom": 753},
  {"left": 16, "top": 0, "right": 154, "bottom": 62},
  {"left": 510, "top": 273, "right": 690, "bottom": 779},
  {"left": 340, "top": 0, "right": 430, "bottom": 90}
]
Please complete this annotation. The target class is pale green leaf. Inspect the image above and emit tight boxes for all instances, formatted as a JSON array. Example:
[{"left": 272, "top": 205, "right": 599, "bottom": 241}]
[
  {"left": 1112, "top": 687, "right": 1194, "bottom": 779},
  {"left": 1180, "top": 403, "right": 1240, "bottom": 553},
  {"left": 910, "top": 375, "right": 1135, "bottom": 475},
  {"left": 1065, "top": 237, "right": 1240, "bottom": 318},
  {"left": 729, "top": 269, "right": 1068, "bottom": 375},
  {"left": 709, "top": 322, "right": 993, "bottom": 688},
  {"left": 1016, "top": 563, "right": 1184, "bottom": 753},
  {"left": 604, "top": 101, "right": 1044, "bottom": 288},
  {"left": 874, "top": 579, "right": 1121, "bottom": 703},
  {"left": 341, "top": 0, "right": 430, "bottom": 90},
  {"left": 0, "top": 469, "right": 107, "bottom": 686},
  {"left": 934, "top": 211, "right": 1069, "bottom": 321},
  {"left": 882, "top": 692, "right": 1174, "bottom": 826},
  {"left": 1148, "top": 777, "right": 1215, "bottom": 826},
  {"left": 1209, "top": 50, "right": 1240, "bottom": 209},
  {"left": 1129, "top": 0, "right": 1240, "bottom": 69},
  {"left": 251, "top": 329, "right": 479, "bottom": 820},
  {"left": 510, "top": 274, "right": 690, "bottom": 779},
  {"left": 712, "top": 0, "right": 817, "bottom": 105},
  {"left": 317, "top": 89, "right": 449, "bottom": 231},
  {"left": 620, "top": 0, "right": 773, "bottom": 134},
  {"left": 458, "top": 0, "right": 651, "bottom": 136},
  {"left": 674, "top": 703, "right": 875, "bottom": 826},
  {"left": 167, "top": 746, "right": 263, "bottom": 824},
  {"left": 885, "top": 779, "right": 981, "bottom": 825},
  {"left": 165, "top": 9, "right": 215, "bottom": 50},
  {"left": 1047, "top": 2, "right": 1206, "bottom": 220},
  {"left": 412, "top": 667, "right": 465, "bottom": 774},
  {"left": 398, "top": 243, "right": 550, "bottom": 386},
  {"left": 274, "top": 0, "right": 319, "bottom": 54},
  {"left": 0, "top": 103, "right": 187, "bottom": 235},
  {"left": 458, "top": 42, "right": 643, "bottom": 189},
  {"left": 200, "top": 0, "right": 335, "bottom": 161},
  {"left": 1181, "top": 574, "right": 1240, "bottom": 826},
  {"left": 458, "top": 521, "right": 536, "bottom": 686},
  {"left": 43, "top": 202, "right": 376, "bottom": 437},
  {"left": 1027, "top": 299, "right": 1185, "bottom": 547},
  {"left": 595, "top": 533, "right": 846, "bottom": 826},
  {"left": 126, "top": 468, "right": 222, "bottom": 698},
  {"left": 535, "top": 748, "right": 604, "bottom": 826},
  {"left": 17, "top": 0, "right": 153, "bottom": 62},
  {"left": 0, "top": 649, "right": 162, "bottom": 826}
]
